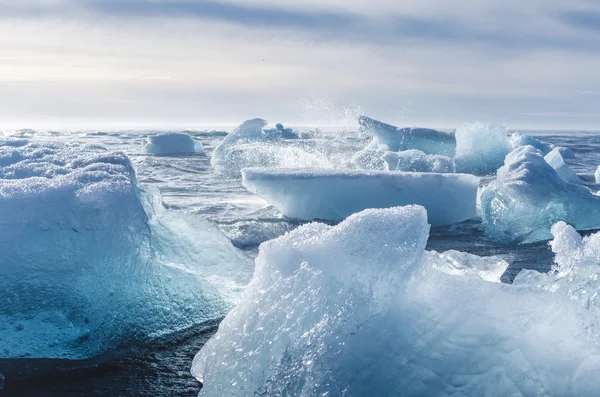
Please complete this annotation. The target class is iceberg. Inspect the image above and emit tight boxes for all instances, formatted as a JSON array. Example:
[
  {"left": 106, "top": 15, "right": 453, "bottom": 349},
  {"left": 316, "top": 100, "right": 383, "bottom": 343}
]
[
  {"left": 544, "top": 148, "right": 583, "bottom": 184},
  {"left": 242, "top": 168, "right": 479, "bottom": 226},
  {"left": 358, "top": 116, "right": 456, "bottom": 156},
  {"left": 510, "top": 132, "right": 575, "bottom": 159},
  {"left": 142, "top": 132, "right": 204, "bottom": 155},
  {"left": 210, "top": 119, "right": 326, "bottom": 178},
  {"left": 454, "top": 122, "right": 512, "bottom": 175},
  {"left": 351, "top": 149, "right": 455, "bottom": 173},
  {"left": 0, "top": 139, "right": 251, "bottom": 359},
  {"left": 192, "top": 206, "right": 600, "bottom": 397},
  {"left": 480, "top": 145, "right": 600, "bottom": 244}
]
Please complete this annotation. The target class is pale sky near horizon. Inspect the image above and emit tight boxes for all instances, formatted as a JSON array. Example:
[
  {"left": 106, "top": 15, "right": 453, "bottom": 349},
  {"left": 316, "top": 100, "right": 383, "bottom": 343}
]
[{"left": 1, "top": 0, "right": 600, "bottom": 130}]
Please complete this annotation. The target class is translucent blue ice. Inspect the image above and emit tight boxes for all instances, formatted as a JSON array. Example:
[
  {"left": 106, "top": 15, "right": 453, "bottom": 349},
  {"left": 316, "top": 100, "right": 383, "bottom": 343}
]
[
  {"left": 193, "top": 206, "right": 600, "bottom": 397},
  {"left": 480, "top": 145, "right": 600, "bottom": 244},
  {"left": 143, "top": 132, "right": 204, "bottom": 155},
  {"left": 0, "top": 139, "right": 251, "bottom": 359}
]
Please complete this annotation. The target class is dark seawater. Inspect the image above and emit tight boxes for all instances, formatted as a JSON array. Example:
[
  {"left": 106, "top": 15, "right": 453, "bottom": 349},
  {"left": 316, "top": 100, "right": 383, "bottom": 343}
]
[{"left": 1, "top": 128, "right": 598, "bottom": 396}]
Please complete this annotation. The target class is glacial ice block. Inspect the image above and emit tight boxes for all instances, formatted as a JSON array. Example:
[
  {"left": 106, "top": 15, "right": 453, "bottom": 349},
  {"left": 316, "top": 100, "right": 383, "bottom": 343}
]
[
  {"left": 358, "top": 115, "right": 456, "bottom": 156},
  {"left": 0, "top": 139, "right": 251, "bottom": 359},
  {"left": 143, "top": 132, "right": 204, "bottom": 155},
  {"left": 454, "top": 122, "right": 512, "bottom": 175},
  {"left": 480, "top": 145, "right": 600, "bottom": 244},
  {"left": 192, "top": 206, "right": 600, "bottom": 397},
  {"left": 242, "top": 168, "right": 479, "bottom": 226},
  {"left": 211, "top": 119, "right": 322, "bottom": 178},
  {"left": 544, "top": 148, "right": 583, "bottom": 184}
]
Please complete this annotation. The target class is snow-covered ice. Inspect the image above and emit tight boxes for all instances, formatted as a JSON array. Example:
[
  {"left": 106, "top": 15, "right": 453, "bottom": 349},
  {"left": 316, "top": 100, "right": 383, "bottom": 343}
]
[
  {"left": 358, "top": 116, "right": 456, "bottom": 156},
  {"left": 454, "top": 122, "right": 512, "bottom": 175},
  {"left": 0, "top": 139, "right": 251, "bottom": 359},
  {"left": 480, "top": 145, "right": 600, "bottom": 244},
  {"left": 193, "top": 206, "right": 600, "bottom": 397},
  {"left": 242, "top": 168, "right": 479, "bottom": 226},
  {"left": 143, "top": 132, "right": 204, "bottom": 155}
]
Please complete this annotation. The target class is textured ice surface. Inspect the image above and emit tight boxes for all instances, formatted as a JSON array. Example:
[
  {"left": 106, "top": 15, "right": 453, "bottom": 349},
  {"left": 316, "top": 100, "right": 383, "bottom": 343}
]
[
  {"left": 455, "top": 122, "right": 512, "bottom": 175},
  {"left": 193, "top": 206, "right": 600, "bottom": 397},
  {"left": 510, "top": 132, "right": 575, "bottom": 159},
  {"left": 210, "top": 119, "right": 323, "bottom": 178},
  {"left": 544, "top": 148, "right": 583, "bottom": 184},
  {"left": 358, "top": 116, "right": 456, "bottom": 156},
  {"left": 352, "top": 149, "right": 455, "bottom": 173},
  {"left": 143, "top": 132, "right": 204, "bottom": 155},
  {"left": 242, "top": 168, "right": 479, "bottom": 226},
  {"left": 480, "top": 145, "right": 600, "bottom": 244},
  {"left": 0, "top": 139, "right": 251, "bottom": 359}
]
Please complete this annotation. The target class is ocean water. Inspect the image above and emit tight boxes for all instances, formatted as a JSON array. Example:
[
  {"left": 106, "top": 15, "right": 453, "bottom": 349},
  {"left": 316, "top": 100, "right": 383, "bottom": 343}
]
[{"left": 1, "top": 127, "right": 599, "bottom": 396}]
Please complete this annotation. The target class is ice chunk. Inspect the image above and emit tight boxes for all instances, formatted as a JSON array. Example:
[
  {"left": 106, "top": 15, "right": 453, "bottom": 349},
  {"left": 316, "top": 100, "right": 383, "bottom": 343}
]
[
  {"left": 510, "top": 132, "right": 575, "bottom": 159},
  {"left": 480, "top": 145, "right": 600, "bottom": 244},
  {"left": 544, "top": 148, "right": 583, "bottom": 184},
  {"left": 350, "top": 149, "right": 389, "bottom": 171},
  {"left": 514, "top": 222, "right": 600, "bottom": 311},
  {"left": 193, "top": 206, "right": 600, "bottom": 397},
  {"left": 454, "top": 122, "right": 512, "bottom": 175},
  {"left": 384, "top": 149, "right": 456, "bottom": 173},
  {"left": 211, "top": 119, "right": 322, "bottom": 178},
  {"left": 425, "top": 249, "right": 508, "bottom": 282},
  {"left": 0, "top": 139, "right": 251, "bottom": 359},
  {"left": 242, "top": 168, "right": 479, "bottom": 226},
  {"left": 142, "top": 132, "right": 204, "bottom": 155},
  {"left": 358, "top": 116, "right": 456, "bottom": 156},
  {"left": 596, "top": 165, "right": 600, "bottom": 184}
]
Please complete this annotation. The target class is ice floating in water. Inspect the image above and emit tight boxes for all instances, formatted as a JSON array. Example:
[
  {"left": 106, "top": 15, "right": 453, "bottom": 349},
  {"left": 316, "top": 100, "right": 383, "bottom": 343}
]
[
  {"left": 480, "top": 145, "right": 600, "bottom": 244},
  {"left": 0, "top": 139, "right": 251, "bottom": 359},
  {"left": 351, "top": 149, "right": 455, "bottom": 173},
  {"left": 192, "top": 206, "right": 600, "bottom": 397},
  {"left": 142, "top": 132, "right": 204, "bottom": 155},
  {"left": 454, "top": 122, "right": 512, "bottom": 175},
  {"left": 595, "top": 165, "right": 600, "bottom": 184},
  {"left": 510, "top": 132, "right": 575, "bottom": 159},
  {"left": 242, "top": 168, "right": 479, "bottom": 226},
  {"left": 358, "top": 116, "right": 456, "bottom": 156},
  {"left": 544, "top": 148, "right": 583, "bottom": 184},
  {"left": 210, "top": 119, "right": 327, "bottom": 178},
  {"left": 514, "top": 221, "right": 600, "bottom": 311}
]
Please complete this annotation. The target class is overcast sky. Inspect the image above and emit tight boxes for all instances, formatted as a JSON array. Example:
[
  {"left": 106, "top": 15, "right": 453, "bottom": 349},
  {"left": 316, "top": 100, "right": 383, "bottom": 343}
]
[{"left": 1, "top": 0, "right": 599, "bottom": 129}]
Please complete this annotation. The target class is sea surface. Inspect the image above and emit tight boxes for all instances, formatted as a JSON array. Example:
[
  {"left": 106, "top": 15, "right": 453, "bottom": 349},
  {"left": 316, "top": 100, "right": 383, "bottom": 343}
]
[{"left": 1, "top": 127, "right": 599, "bottom": 396}]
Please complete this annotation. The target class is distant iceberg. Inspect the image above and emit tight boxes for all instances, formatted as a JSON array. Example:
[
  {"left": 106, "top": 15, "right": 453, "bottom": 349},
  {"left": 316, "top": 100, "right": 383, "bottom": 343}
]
[
  {"left": 143, "top": 132, "right": 204, "bottom": 155},
  {"left": 480, "top": 145, "right": 600, "bottom": 244},
  {"left": 193, "top": 206, "right": 600, "bottom": 397},
  {"left": 358, "top": 115, "right": 456, "bottom": 156},
  {"left": 211, "top": 119, "right": 327, "bottom": 178},
  {"left": 242, "top": 168, "right": 479, "bottom": 226},
  {"left": 0, "top": 139, "right": 251, "bottom": 359}
]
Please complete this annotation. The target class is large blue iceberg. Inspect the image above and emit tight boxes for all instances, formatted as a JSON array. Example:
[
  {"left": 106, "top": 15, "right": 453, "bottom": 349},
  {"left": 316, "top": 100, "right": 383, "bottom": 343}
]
[
  {"left": 0, "top": 139, "right": 251, "bottom": 359},
  {"left": 242, "top": 168, "right": 479, "bottom": 226},
  {"left": 192, "top": 206, "right": 600, "bottom": 396},
  {"left": 480, "top": 145, "right": 600, "bottom": 244}
]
